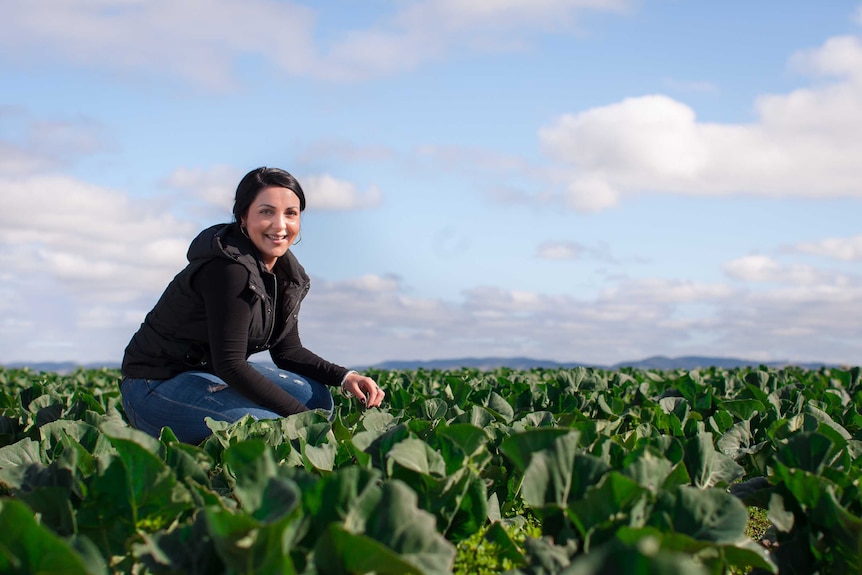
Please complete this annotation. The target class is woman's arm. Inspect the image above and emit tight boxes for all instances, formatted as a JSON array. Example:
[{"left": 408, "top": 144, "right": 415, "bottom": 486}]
[
  {"left": 271, "top": 322, "right": 385, "bottom": 408},
  {"left": 195, "top": 259, "right": 308, "bottom": 416},
  {"left": 269, "top": 321, "right": 350, "bottom": 386}
]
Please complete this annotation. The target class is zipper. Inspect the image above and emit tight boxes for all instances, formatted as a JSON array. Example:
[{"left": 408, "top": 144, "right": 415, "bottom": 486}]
[{"left": 263, "top": 276, "right": 278, "bottom": 348}]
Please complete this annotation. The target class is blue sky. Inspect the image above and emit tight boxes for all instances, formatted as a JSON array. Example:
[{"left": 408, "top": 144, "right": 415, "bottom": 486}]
[{"left": 2, "top": 1, "right": 862, "bottom": 368}]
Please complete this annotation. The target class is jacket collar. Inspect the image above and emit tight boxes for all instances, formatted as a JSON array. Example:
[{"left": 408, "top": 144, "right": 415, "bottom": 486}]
[{"left": 188, "top": 223, "right": 309, "bottom": 288}]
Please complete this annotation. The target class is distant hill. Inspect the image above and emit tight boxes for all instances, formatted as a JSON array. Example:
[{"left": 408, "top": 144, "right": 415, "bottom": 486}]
[
  {"left": 2, "top": 361, "right": 122, "bottom": 374},
  {"left": 3, "top": 355, "right": 838, "bottom": 374},
  {"left": 363, "top": 355, "right": 836, "bottom": 371}
]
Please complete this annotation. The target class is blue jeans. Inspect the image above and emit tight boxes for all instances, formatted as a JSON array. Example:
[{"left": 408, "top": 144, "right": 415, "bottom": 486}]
[{"left": 120, "top": 362, "right": 334, "bottom": 444}]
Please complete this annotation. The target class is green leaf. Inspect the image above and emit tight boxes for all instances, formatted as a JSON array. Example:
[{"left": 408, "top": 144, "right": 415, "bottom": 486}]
[
  {"left": 519, "top": 433, "right": 611, "bottom": 509},
  {"left": 729, "top": 476, "right": 772, "bottom": 508},
  {"left": 484, "top": 521, "right": 527, "bottom": 565},
  {"left": 0, "top": 498, "right": 102, "bottom": 575},
  {"left": 435, "top": 423, "right": 490, "bottom": 473},
  {"left": 564, "top": 537, "right": 709, "bottom": 575},
  {"left": 416, "top": 398, "right": 449, "bottom": 420},
  {"left": 205, "top": 505, "right": 300, "bottom": 575},
  {"left": 568, "top": 472, "right": 647, "bottom": 540},
  {"left": 767, "top": 492, "right": 794, "bottom": 532},
  {"left": 361, "top": 409, "right": 397, "bottom": 432},
  {"left": 722, "top": 399, "right": 765, "bottom": 421},
  {"left": 499, "top": 428, "right": 575, "bottom": 472},
  {"left": 719, "top": 539, "right": 778, "bottom": 573},
  {"left": 650, "top": 486, "right": 749, "bottom": 544},
  {"left": 621, "top": 448, "right": 674, "bottom": 491},
  {"left": 486, "top": 392, "right": 515, "bottom": 423},
  {"left": 299, "top": 466, "right": 383, "bottom": 538},
  {"left": 131, "top": 513, "right": 223, "bottom": 575},
  {"left": 315, "top": 523, "right": 424, "bottom": 575},
  {"left": 303, "top": 441, "right": 337, "bottom": 472},
  {"left": 803, "top": 403, "right": 852, "bottom": 441},
  {"left": 683, "top": 432, "right": 744, "bottom": 488},
  {"left": 386, "top": 438, "right": 446, "bottom": 477},
  {"left": 361, "top": 480, "right": 457, "bottom": 575},
  {"left": 716, "top": 419, "right": 767, "bottom": 460},
  {"left": 775, "top": 431, "right": 834, "bottom": 474},
  {"left": 0, "top": 437, "right": 45, "bottom": 467},
  {"left": 76, "top": 435, "right": 194, "bottom": 556},
  {"left": 222, "top": 439, "right": 304, "bottom": 524},
  {"left": 451, "top": 405, "right": 496, "bottom": 428},
  {"left": 389, "top": 461, "right": 488, "bottom": 540}
]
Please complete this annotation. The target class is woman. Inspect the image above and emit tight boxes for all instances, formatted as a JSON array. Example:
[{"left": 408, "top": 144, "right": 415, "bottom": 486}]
[{"left": 120, "top": 167, "right": 384, "bottom": 444}]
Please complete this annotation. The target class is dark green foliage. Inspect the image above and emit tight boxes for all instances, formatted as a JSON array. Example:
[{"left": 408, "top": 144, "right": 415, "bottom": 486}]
[{"left": 0, "top": 365, "right": 859, "bottom": 573}]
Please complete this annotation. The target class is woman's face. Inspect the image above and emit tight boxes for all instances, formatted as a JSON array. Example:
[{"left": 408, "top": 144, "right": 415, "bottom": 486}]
[{"left": 241, "top": 186, "right": 301, "bottom": 269}]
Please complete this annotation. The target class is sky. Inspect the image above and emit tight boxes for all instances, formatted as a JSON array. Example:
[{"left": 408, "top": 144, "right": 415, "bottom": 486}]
[{"left": 1, "top": 0, "right": 862, "bottom": 369}]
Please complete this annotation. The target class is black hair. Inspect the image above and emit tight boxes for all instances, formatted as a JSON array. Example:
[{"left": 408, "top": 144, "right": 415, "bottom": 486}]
[{"left": 232, "top": 167, "right": 306, "bottom": 223}]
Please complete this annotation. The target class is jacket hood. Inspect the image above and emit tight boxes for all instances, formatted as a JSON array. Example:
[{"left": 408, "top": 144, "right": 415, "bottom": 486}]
[
  {"left": 187, "top": 223, "right": 252, "bottom": 263},
  {"left": 186, "top": 223, "right": 309, "bottom": 287}
]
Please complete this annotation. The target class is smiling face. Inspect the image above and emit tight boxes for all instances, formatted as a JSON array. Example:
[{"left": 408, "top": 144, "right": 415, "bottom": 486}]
[{"left": 240, "top": 186, "right": 301, "bottom": 270}]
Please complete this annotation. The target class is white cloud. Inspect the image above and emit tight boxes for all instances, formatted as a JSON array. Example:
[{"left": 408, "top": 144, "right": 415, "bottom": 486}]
[
  {"left": 723, "top": 255, "right": 834, "bottom": 285},
  {"left": 0, "top": 175, "right": 194, "bottom": 300},
  {"left": 3, "top": 258, "right": 860, "bottom": 366},
  {"left": 0, "top": 0, "right": 318, "bottom": 89},
  {"left": 535, "top": 240, "right": 617, "bottom": 262},
  {"left": 661, "top": 78, "right": 718, "bottom": 93},
  {"left": 0, "top": 0, "right": 630, "bottom": 85},
  {"left": 295, "top": 272, "right": 859, "bottom": 367},
  {"left": 0, "top": 111, "right": 109, "bottom": 175},
  {"left": 319, "top": 0, "right": 631, "bottom": 79},
  {"left": 789, "top": 235, "right": 862, "bottom": 261},
  {"left": 298, "top": 141, "right": 396, "bottom": 165},
  {"left": 537, "top": 241, "right": 583, "bottom": 260},
  {"left": 164, "top": 165, "right": 241, "bottom": 218},
  {"left": 164, "top": 165, "right": 381, "bottom": 214},
  {"left": 789, "top": 35, "right": 862, "bottom": 80},
  {"left": 302, "top": 174, "right": 382, "bottom": 210},
  {"left": 541, "top": 34, "right": 862, "bottom": 211}
]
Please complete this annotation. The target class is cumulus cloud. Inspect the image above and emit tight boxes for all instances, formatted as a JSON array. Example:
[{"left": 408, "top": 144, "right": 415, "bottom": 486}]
[
  {"left": 537, "top": 241, "right": 583, "bottom": 260},
  {"left": 164, "top": 165, "right": 381, "bottom": 213},
  {"left": 0, "top": 0, "right": 318, "bottom": 89},
  {"left": 302, "top": 174, "right": 382, "bottom": 210},
  {"left": 788, "top": 235, "right": 862, "bottom": 261},
  {"left": 296, "top": 272, "right": 859, "bottom": 367},
  {"left": 661, "top": 78, "right": 718, "bottom": 93},
  {"left": 0, "top": 175, "right": 194, "bottom": 300},
  {"left": 0, "top": 111, "right": 109, "bottom": 175},
  {"left": 723, "top": 255, "right": 829, "bottom": 285},
  {"left": 540, "top": 34, "right": 862, "bottom": 211},
  {"left": 3, "top": 254, "right": 859, "bottom": 365},
  {"left": 0, "top": 172, "right": 202, "bottom": 363},
  {"left": 297, "top": 0, "right": 631, "bottom": 80},
  {"left": 0, "top": 0, "right": 630, "bottom": 85},
  {"left": 163, "top": 164, "right": 242, "bottom": 218},
  {"left": 536, "top": 240, "right": 619, "bottom": 262},
  {"left": 298, "top": 141, "right": 396, "bottom": 165}
]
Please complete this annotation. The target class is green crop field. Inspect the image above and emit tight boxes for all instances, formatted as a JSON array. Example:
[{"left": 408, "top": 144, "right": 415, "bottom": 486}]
[{"left": 0, "top": 365, "right": 860, "bottom": 574}]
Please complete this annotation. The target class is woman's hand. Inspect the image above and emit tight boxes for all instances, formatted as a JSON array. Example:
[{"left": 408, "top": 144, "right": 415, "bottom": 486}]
[{"left": 340, "top": 372, "right": 385, "bottom": 408}]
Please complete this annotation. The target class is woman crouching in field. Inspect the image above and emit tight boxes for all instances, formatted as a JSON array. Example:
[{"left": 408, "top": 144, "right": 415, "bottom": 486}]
[{"left": 120, "top": 167, "right": 384, "bottom": 444}]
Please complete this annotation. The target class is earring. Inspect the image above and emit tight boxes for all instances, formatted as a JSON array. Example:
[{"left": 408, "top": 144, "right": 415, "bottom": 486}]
[
  {"left": 240, "top": 225, "right": 250, "bottom": 239},
  {"left": 293, "top": 231, "right": 302, "bottom": 245}
]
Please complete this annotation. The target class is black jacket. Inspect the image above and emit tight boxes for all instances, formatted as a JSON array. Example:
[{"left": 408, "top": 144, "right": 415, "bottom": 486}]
[{"left": 122, "top": 223, "right": 348, "bottom": 415}]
